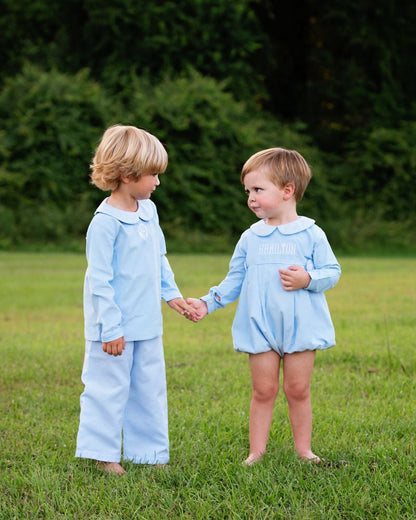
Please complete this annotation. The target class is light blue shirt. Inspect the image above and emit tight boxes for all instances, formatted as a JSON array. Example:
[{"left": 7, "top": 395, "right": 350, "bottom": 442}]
[
  {"left": 201, "top": 217, "right": 341, "bottom": 355},
  {"left": 83, "top": 198, "right": 182, "bottom": 342}
]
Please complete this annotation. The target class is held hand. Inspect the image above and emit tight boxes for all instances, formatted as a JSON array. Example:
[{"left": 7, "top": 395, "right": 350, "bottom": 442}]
[
  {"left": 279, "top": 265, "right": 311, "bottom": 291},
  {"left": 102, "top": 336, "right": 125, "bottom": 356},
  {"left": 186, "top": 297, "right": 208, "bottom": 322},
  {"left": 167, "top": 297, "right": 199, "bottom": 321}
]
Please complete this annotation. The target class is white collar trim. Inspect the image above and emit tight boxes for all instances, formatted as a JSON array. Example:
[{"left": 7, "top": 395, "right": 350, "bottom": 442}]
[
  {"left": 250, "top": 216, "right": 315, "bottom": 236},
  {"left": 95, "top": 198, "right": 154, "bottom": 223}
]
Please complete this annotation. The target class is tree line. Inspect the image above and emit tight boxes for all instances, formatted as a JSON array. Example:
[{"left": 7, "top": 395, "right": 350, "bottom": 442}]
[{"left": 0, "top": 0, "right": 415, "bottom": 252}]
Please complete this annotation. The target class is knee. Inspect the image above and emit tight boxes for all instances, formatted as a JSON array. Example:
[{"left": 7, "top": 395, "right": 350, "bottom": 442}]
[
  {"left": 283, "top": 381, "right": 310, "bottom": 403},
  {"left": 252, "top": 382, "right": 279, "bottom": 403}
]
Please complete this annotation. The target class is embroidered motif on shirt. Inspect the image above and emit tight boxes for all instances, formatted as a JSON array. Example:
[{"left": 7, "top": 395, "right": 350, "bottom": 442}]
[
  {"left": 258, "top": 243, "right": 296, "bottom": 256},
  {"left": 138, "top": 224, "right": 148, "bottom": 239}
]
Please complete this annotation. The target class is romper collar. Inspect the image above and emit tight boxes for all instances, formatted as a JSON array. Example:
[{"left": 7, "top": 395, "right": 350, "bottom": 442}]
[
  {"left": 95, "top": 198, "right": 155, "bottom": 224},
  {"left": 250, "top": 216, "right": 315, "bottom": 236}
]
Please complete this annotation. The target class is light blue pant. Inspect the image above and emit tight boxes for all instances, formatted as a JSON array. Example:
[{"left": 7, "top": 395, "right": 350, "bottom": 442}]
[{"left": 75, "top": 336, "right": 169, "bottom": 464}]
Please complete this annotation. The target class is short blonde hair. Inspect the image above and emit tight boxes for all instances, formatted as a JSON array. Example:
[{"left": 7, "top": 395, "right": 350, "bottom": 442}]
[
  {"left": 90, "top": 125, "right": 168, "bottom": 191},
  {"left": 241, "top": 147, "right": 312, "bottom": 202}
]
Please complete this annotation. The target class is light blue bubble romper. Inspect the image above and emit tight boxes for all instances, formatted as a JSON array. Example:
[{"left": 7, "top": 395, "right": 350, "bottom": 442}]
[{"left": 201, "top": 217, "right": 341, "bottom": 356}]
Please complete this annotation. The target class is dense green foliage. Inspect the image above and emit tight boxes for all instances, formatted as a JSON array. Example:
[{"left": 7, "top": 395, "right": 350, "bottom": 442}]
[
  {"left": 0, "top": 0, "right": 415, "bottom": 252},
  {"left": 0, "top": 0, "right": 265, "bottom": 100},
  {"left": 0, "top": 65, "right": 333, "bottom": 250},
  {"left": 0, "top": 65, "right": 111, "bottom": 247}
]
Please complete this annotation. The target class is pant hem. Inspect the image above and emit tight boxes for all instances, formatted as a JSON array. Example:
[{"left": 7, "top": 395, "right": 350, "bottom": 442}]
[{"left": 75, "top": 450, "right": 121, "bottom": 462}]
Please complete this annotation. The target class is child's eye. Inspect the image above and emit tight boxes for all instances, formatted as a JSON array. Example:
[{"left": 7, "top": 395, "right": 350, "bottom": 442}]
[{"left": 245, "top": 187, "right": 262, "bottom": 195}]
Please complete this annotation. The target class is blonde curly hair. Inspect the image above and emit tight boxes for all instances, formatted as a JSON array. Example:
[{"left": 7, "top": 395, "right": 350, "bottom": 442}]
[{"left": 90, "top": 125, "right": 168, "bottom": 191}]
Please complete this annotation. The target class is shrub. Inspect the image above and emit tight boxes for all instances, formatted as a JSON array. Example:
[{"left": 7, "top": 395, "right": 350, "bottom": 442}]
[
  {"left": 346, "top": 121, "right": 416, "bottom": 219},
  {"left": 0, "top": 64, "right": 115, "bottom": 246},
  {"left": 327, "top": 120, "right": 416, "bottom": 253}
]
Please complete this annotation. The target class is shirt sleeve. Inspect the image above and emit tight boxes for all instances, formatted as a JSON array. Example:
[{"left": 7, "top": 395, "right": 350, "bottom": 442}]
[
  {"left": 157, "top": 221, "right": 182, "bottom": 302},
  {"left": 305, "top": 229, "right": 341, "bottom": 293},
  {"left": 85, "top": 214, "right": 124, "bottom": 342},
  {"left": 161, "top": 255, "right": 183, "bottom": 301},
  {"left": 200, "top": 236, "right": 247, "bottom": 313}
]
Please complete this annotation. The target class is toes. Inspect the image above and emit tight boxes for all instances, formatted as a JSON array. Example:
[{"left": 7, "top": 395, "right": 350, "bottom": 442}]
[
  {"left": 244, "top": 453, "right": 264, "bottom": 466},
  {"left": 96, "top": 461, "right": 126, "bottom": 476}
]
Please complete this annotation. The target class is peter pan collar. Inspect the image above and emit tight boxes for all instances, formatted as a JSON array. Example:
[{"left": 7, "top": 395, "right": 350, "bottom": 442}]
[
  {"left": 250, "top": 216, "right": 315, "bottom": 236},
  {"left": 95, "top": 198, "right": 155, "bottom": 224}
]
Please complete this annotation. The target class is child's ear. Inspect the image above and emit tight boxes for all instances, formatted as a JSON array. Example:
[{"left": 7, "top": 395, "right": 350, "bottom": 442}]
[{"left": 283, "top": 183, "right": 295, "bottom": 200}]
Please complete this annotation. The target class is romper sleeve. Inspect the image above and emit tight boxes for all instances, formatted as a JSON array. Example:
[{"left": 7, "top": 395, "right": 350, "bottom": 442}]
[
  {"left": 85, "top": 214, "right": 124, "bottom": 342},
  {"left": 200, "top": 235, "right": 247, "bottom": 313},
  {"left": 305, "top": 228, "right": 341, "bottom": 293}
]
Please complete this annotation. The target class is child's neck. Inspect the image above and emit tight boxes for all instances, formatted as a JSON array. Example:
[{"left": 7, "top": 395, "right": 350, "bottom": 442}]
[
  {"left": 107, "top": 191, "right": 138, "bottom": 212},
  {"left": 266, "top": 207, "right": 298, "bottom": 227}
]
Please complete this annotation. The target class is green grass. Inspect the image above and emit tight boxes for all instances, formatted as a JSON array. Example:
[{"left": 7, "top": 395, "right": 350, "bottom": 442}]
[{"left": 1, "top": 252, "right": 415, "bottom": 519}]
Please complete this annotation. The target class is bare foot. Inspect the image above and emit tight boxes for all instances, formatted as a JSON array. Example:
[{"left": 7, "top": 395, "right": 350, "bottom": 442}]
[
  {"left": 96, "top": 461, "right": 126, "bottom": 475},
  {"left": 244, "top": 452, "right": 264, "bottom": 466},
  {"left": 298, "top": 451, "right": 322, "bottom": 464}
]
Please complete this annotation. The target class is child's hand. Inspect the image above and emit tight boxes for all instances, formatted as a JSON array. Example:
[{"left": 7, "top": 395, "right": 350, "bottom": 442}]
[
  {"left": 167, "top": 297, "right": 198, "bottom": 320},
  {"left": 279, "top": 265, "right": 311, "bottom": 291},
  {"left": 186, "top": 298, "right": 208, "bottom": 321},
  {"left": 102, "top": 336, "right": 125, "bottom": 356}
]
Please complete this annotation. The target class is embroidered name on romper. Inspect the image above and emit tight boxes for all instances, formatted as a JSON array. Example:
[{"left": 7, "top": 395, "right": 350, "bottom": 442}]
[{"left": 258, "top": 243, "right": 297, "bottom": 256}]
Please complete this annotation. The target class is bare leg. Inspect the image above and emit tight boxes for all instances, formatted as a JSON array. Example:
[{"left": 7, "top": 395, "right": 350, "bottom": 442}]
[
  {"left": 283, "top": 350, "right": 319, "bottom": 461},
  {"left": 246, "top": 351, "right": 281, "bottom": 464}
]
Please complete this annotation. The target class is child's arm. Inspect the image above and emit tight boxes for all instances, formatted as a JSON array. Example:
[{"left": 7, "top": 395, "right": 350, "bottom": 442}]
[
  {"left": 187, "top": 236, "right": 247, "bottom": 317},
  {"left": 86, "top": 215, "right": 125, "bottom": 343},
  {"left": 150, "top": 203, "right": 201, "bottom": 320},
  {"left": 160, "top": 255, "right": 197, "bottom": 319},
  {"left": 156, "top": 220, "right": 200, "bottom": 320}
]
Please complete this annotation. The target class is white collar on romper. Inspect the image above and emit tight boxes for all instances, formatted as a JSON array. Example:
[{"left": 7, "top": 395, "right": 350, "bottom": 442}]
[{"left": 250, "top": 216, "right": 316, "bottom": 236}]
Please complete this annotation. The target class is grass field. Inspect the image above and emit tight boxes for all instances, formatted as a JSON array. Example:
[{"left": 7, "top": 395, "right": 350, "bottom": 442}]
[{"left": 1, "top": 252, "right": 415, "bottom": 519}]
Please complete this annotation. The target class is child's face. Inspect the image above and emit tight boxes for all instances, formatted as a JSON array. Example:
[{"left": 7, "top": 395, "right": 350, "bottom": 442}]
[
  {"left": 244, "top": 169, "right": 288, "bottom": 222},
  {"left": 126, "top": 173, "right": 160, "bottom": 200}
]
